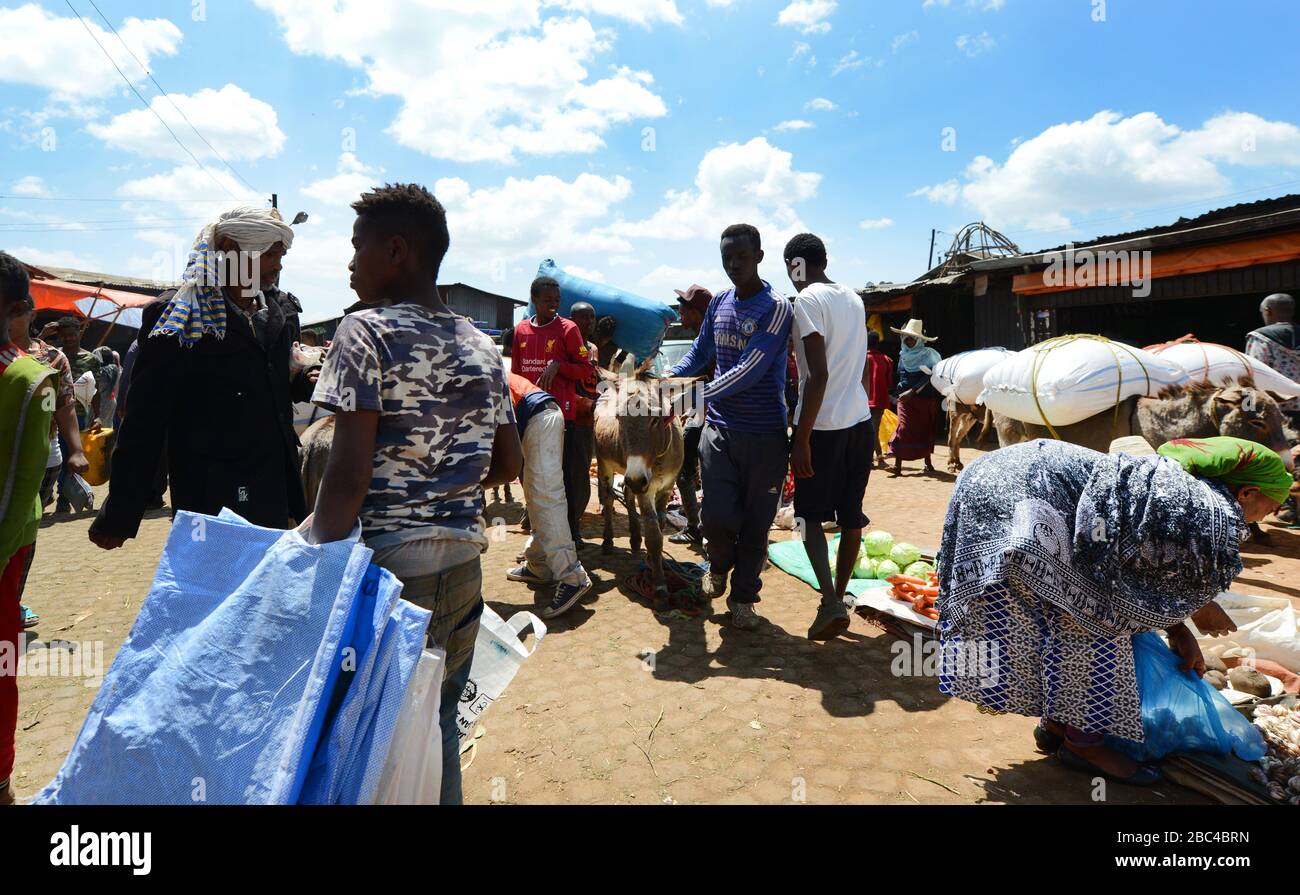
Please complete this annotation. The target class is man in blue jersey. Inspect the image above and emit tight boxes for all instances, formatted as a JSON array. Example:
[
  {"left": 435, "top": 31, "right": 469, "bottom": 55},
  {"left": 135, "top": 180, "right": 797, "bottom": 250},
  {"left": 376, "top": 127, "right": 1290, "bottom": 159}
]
[{"left": 666, "top": 224, "right": 793, "bottom": 630}]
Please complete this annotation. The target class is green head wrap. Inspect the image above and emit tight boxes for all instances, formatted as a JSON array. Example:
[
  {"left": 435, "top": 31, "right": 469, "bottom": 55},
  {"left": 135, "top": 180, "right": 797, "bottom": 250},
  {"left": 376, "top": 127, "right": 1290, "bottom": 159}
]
[{"left": 1157, "top": 437, "right": 1294, "bottom": 505}]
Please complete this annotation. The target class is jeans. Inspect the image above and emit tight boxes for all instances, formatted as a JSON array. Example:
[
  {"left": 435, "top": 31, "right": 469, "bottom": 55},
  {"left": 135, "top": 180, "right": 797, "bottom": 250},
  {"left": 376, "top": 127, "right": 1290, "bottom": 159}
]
[
  {"left": 676, "top": 423, "right": 703, "bottom": 534},
  {"left": 563, "top": 422, "right": 595, "bottom": 544},
  {"left": 698, "top": 424, "right": 789, "bottom": 603},
  {"left": 369, "top": 547, "right": 484, "bottom": 805}
]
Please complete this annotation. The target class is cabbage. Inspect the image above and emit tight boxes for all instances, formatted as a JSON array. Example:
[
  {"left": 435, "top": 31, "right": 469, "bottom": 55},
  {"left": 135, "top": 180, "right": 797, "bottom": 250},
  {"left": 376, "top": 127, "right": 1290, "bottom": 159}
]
[
  {"left": 875, "top": 559, "right": 902, "bottom": 580},
  {"left": 904, "top": 561, "right": 934, "bottom": 579},
  {"left": 853, "top": 554, "right": 878, "bottom": 580},
  {"left": 890, "top": 542, "right": 921, "bottom": 568},
  {"left": 864, "top": 530, "right": 894, "bottom": 558}
]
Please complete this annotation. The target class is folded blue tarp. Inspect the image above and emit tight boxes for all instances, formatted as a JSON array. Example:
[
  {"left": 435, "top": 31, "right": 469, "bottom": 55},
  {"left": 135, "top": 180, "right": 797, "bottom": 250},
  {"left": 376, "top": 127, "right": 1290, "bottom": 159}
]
[
  {"left": 536, "top": 259, "right": 678, "bottom": 362},
  {"left": 35, "top": 511, "right": 430, "bottom": 805}
]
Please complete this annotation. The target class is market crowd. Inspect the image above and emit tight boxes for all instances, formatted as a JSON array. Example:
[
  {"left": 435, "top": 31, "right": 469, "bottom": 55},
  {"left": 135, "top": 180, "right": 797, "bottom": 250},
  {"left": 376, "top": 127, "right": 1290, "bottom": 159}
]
[{"left": 2, "top": 179, "right": 1298, "bottom": 803}]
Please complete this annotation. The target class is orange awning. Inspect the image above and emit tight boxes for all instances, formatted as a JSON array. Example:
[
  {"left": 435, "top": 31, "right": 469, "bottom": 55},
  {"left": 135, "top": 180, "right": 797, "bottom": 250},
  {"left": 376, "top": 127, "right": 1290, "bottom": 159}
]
[
  {"left": 868, "top": 293, "right": 914, "bottom": 313},
  {"left": 29, "top": 277, "right": 159, "bottom": 313},
  {"left": 1012, "top": 231, "right": 1300, "bottom": 296}
]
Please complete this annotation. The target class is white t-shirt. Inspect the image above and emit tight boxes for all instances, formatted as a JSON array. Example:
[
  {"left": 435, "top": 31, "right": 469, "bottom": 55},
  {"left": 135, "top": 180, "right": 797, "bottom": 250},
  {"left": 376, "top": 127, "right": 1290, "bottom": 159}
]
[{"left": 791, "top": 281, "right": 871, "bottom": 431}]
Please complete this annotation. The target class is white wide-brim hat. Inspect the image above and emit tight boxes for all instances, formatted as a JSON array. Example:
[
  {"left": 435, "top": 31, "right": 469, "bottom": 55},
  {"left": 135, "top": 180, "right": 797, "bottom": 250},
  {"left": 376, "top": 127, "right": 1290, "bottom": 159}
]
[{"left": 889, "top": 318, "right": 937, "bottom": 342}]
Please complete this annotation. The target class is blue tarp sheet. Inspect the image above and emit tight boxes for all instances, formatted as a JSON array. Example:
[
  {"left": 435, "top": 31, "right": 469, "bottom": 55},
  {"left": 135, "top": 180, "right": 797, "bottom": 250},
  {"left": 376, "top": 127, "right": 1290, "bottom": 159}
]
[{"left": 35, "top": 511, "right": 430, "bottom": 805}]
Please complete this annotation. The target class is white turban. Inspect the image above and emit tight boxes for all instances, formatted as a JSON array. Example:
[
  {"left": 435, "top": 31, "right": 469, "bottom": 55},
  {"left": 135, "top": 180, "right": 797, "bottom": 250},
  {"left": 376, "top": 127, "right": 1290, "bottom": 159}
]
[{"left": 149, "top": 205, "right": 296, "bottom": 346}]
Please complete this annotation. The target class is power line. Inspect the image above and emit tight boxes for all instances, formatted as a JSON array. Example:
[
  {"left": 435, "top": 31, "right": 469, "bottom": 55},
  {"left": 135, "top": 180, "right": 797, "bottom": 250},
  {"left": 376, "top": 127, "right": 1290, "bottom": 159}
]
[
  {"left": 85, "top": 0, "right": 261, "bottom": 196},
  {"left": 0, "top": 215, "right": 209, "bottom": 229},
  {"left": 62, "top": 0, "right": 240, "bottom": 200},
  {"left": 0, "top": 195, "right": 234, "bottom": 203}
]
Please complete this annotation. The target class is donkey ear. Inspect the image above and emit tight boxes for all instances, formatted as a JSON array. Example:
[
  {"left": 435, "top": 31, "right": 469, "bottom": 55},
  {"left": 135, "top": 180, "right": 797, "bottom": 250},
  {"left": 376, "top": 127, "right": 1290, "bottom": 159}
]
[
  {"left": 1264, "top": 390, "right": 1288, "bottom": 405},
  {"left": 1214, "top": 389, "right": 1243, "bottom": 406}
]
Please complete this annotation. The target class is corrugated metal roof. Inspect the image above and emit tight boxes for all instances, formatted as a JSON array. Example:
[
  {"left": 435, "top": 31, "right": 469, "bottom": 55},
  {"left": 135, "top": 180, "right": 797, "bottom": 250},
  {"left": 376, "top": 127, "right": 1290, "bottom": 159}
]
[{"left": 37, "top": 266, "right": 177, "bottom": 292}]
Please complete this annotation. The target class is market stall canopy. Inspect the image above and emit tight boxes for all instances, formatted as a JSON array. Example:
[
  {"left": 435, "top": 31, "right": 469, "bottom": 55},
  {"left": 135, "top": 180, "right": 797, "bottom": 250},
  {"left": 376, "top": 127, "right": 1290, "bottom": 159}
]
[
  {"left": 30, "top": 277, "right": 157, "bottom": 331},
  {"left": 29, "top": 277, "right": 158, "bottom": 313}
]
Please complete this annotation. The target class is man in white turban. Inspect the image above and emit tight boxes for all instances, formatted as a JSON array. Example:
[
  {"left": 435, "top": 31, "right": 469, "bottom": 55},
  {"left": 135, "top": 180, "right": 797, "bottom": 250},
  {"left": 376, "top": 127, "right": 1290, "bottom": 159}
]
[{"left": 90, "top": 206, "right": 316, "bottom": 549}]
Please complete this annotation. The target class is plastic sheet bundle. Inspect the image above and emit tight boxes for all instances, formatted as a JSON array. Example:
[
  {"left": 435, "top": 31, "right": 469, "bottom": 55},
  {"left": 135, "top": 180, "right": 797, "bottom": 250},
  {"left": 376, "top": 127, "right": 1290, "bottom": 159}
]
[
  {"left": 34, "top": 511, "right": 431, "bottom": 805},
  {"left": 535, "top": 259, "right": 678, "bottom": 362}
]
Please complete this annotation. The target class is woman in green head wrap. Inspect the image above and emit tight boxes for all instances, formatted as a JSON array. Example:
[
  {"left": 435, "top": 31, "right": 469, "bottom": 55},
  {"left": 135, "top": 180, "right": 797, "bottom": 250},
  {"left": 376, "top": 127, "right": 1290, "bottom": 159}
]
[
  {"left": 934, "top": 434, "right": 1285, "bottom": 788},
  {"left": 1157, "top": 437, "right": 1293, "bottom": 524}
]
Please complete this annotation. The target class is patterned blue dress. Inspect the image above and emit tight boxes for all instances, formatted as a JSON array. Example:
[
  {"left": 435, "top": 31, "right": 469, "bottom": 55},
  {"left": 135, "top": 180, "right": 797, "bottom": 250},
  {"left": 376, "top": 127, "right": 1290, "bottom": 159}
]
[{"left": 935, "top": 440, "right": 1244, "bottom": 741}]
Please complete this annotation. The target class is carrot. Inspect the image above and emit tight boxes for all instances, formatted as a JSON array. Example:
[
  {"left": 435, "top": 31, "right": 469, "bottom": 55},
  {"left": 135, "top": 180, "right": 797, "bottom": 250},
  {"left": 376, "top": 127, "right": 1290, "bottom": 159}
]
[{"left": 887, "top": 575, "right": 930, "bottom": 587}]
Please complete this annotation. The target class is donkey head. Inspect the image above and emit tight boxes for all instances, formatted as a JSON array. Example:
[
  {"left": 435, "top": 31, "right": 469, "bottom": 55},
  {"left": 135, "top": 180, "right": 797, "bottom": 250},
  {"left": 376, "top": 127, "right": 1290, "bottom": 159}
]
[
  {"left": 599, "top": 373, "right": 678, "bottom": 494},
  {"left": 1209, "top": 380, "right": 1295, "bottom": 470}
]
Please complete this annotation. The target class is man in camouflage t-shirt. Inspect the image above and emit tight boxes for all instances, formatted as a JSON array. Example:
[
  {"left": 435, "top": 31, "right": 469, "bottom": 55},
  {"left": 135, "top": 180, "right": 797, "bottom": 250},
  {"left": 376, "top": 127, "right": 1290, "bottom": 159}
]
[{"left": 310, "top": 184, "right": 522, "bottom": 805}]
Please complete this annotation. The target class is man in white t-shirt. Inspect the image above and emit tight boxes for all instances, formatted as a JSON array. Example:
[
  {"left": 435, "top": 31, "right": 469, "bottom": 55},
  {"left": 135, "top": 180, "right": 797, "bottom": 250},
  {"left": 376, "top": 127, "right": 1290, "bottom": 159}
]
[{"left": 784, "top": 233, "right": 873, "bottom": 641}]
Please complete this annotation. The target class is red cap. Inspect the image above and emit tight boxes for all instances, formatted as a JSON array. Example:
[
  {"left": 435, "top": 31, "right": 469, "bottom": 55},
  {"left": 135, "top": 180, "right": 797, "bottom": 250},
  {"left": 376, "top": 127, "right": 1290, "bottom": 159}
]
[{"left": 674, "top": 284, "right": 712, "bottom": 317}]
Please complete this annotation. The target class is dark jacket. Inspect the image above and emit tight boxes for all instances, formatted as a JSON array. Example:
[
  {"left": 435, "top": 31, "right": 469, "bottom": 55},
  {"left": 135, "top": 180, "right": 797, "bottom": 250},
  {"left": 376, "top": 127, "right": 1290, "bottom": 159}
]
[{"left": 92, "top": 288, "right": 314, "bottom": 538}]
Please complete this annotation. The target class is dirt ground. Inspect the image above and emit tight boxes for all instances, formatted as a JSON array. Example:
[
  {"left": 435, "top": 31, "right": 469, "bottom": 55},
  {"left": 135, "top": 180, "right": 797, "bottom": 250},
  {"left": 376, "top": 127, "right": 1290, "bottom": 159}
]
[{"left": 12, "top": 447, "right": 1300, "bottom": 805}]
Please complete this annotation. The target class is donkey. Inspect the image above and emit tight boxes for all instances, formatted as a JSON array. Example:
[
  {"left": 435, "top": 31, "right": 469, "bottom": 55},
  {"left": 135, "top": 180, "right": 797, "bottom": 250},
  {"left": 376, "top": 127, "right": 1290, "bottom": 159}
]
[
  {"left": 593, "top": 366, "right": 686, "bottom": 604},
  {"left": 993, "top": 379, "right": 1296, "bottom": 467},
  {"left": 946, "top": 401, "right": 993, "bottom": 473},
  {"left": 300, "top": 414, "right": 336, "bottom": 512}
]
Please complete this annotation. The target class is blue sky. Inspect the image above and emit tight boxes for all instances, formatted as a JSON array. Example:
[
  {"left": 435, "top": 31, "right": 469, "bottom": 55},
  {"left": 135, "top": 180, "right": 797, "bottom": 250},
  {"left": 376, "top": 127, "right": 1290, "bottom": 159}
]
[{"left": 3, "top": 0, "right": 1300, "bottom": 323}]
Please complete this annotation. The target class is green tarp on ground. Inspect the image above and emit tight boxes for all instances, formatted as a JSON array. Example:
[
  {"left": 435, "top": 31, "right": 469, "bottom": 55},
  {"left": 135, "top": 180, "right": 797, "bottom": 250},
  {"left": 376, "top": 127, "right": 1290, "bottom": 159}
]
[{"left": 767, "top": 534, "right": 891, "bottom": 598}]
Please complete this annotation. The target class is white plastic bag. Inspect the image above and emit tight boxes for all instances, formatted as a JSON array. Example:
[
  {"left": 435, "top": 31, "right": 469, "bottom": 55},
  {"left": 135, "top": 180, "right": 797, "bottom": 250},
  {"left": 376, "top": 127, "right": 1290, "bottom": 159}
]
[
  {"left": 73, "top": 370, "right": 97, "bottom": 415},
  {"left": 1147, "top": 341, "right": 1300, "bottom": 397},
  {"left": 456, "top": 608, "right": 546, "bottom": 744},
  {"left": 930, "top": 347, "right": 1009, "bottom": 406},
  {"left": 979, "top": 335, "right": 1187, "bottom": 427},
  {"left": 1189, "top": 592, "right": 1300, "bottom": 671},
  {"left": 374, "top": 647, "right": 446, "bottom": 805}
]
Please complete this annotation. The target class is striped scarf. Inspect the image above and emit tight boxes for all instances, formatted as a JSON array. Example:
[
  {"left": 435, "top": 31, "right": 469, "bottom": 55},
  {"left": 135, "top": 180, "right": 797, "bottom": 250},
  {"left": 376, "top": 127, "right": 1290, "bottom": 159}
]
[{"left": 150, "top": 206, "right": 295, "bottom": 347}]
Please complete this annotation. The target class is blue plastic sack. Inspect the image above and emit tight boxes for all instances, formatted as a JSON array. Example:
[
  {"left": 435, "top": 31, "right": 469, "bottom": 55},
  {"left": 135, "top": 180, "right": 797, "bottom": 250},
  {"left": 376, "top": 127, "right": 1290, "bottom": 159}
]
[
  {"left": 34, "top": 511, "right": 431, "bottom": 805},
  {"left": 1109, "top": 631, "right": 1267, "bottom": 762},
  {"left": 535, "top": 259, "right": 678, "bottom": 361}
]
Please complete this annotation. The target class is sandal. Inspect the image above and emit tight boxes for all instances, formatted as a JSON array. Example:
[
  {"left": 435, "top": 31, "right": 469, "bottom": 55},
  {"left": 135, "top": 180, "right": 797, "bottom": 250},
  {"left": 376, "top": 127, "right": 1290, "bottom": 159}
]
[
  {"left": 20, "top": 605, "right": 38, "bottom": 630},
  {"left": 1033, "top": 722, "right": 1063, "bottom": 754},
  {"left": 1056, "top": 744, "right": 1163, "bottom": 786}
]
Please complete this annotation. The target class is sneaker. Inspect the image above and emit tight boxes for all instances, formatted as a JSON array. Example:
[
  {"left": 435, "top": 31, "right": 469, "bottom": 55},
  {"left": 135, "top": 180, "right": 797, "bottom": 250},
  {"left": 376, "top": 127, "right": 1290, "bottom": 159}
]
[
  {"left": 55, "top": 501, "right": 71, "bottom": 515},
  {"left": 506, "top": 565, "right": 551, "bottom": 586},
  {"left": 727, "top": 598, "right": 762, "bottom": 630},
  {"left": 542, "top": 580, "right": 592, "bottom": 619},
  {"left": 701, "top": 572, "right": 728, "bottom": 600},
  {"left": 668, "top": 528, "right": 702, "bottom": 545},
  {"left": 807, "top": 600, "right": 850, "bottom": 641}
]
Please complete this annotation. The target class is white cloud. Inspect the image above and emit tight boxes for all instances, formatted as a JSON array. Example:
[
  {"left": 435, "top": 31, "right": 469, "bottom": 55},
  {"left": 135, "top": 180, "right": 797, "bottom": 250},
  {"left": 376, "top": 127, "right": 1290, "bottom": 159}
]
[
  {"left": 910, "top": 110, "right": 1300, "bottom": 231},
  {"left": 300, "top": 153, "right": 384, "bottom": 207},
  {"left": 551, "top": 0, "right": 683, "bottom": 25},
  {"left": 910, "top": 180, "right": 960, "bottom": 204},
  {"left": 891, "top": 30, "right": 919, "bottom": 52},
  {"left": 832, "top": 50, "right": 879, "bottom": 76},
  {"left": 252, "top": 2, "right": 667, "bottom": 164},
  {"left": 607, "top": 137, "right": 821, "bottom": 263},
  {"left": 115, "top": 164, "right": 262, "bottom": 206},
  {"left": 956, "top": 32, "right": 996, "bottom": 56},
  {"left": 9, "top": 246, "right": 100, "bottom": 270},
  {"left": 11, "top": 176, "right": 49, "bottom": 197},
  {"left": 774, "top": 119, "right": 815, "bottom": 132},
  {"left": 87, "top": 85, "right": 286, "bottom": 162},
  {"left": 0, "top": 5, "right": 182, "bottom": 100},
  {"left": 636, "top": 264, "right": 724, "bottom": 301},
  {"left": 434, "top": 172, "right": 634, "bottom": 277},
  {"left": 805, "top": 97, "right": 837, "bottom": 112},
  {"left": 925, "top": 0, "right": 1004, "bottom": 9},
  {"left": 787, "top": 41, "right": 816, "bottom": 67},
  {"left": 777, "top": 0, "right": 836, "bottom": 35},
  {"left": 859, "top": 217, "right": 895, "bottom": 230},
  {"left": 562, "top": 265, "right": 606, "bottom": 282}
]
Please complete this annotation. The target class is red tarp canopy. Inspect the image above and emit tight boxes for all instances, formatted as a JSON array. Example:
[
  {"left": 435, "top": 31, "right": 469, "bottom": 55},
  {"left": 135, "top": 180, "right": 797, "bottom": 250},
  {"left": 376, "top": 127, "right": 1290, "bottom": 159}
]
[{"left": 29, "top": 277, "right": 159, "bottom": 313}]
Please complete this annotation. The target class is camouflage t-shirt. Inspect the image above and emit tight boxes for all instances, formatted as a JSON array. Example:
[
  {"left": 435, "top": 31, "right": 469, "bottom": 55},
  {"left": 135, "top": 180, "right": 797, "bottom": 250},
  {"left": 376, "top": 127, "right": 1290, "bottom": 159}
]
[{"left": 312, "top": 304, "right": 513, "bottom": 543}]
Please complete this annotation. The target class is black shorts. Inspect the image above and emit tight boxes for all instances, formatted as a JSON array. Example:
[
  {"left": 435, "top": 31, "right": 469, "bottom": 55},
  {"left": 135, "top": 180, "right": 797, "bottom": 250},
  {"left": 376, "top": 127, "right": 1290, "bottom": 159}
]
[{"left": 793, "top": 418, "right": 873, "bottom": 528}]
